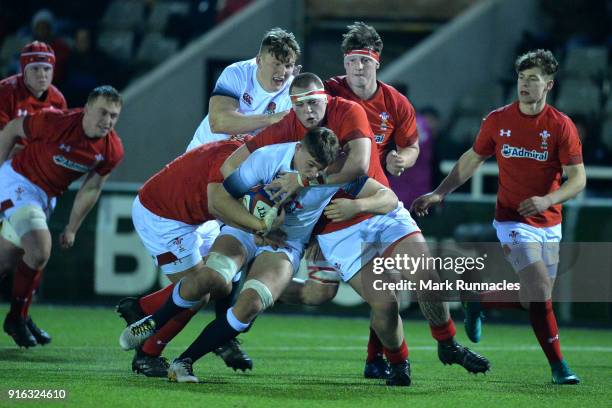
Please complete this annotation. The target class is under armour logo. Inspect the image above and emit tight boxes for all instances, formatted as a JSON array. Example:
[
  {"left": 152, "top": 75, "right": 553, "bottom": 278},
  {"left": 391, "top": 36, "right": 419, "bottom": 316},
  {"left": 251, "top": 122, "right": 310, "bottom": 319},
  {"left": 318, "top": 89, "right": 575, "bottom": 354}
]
[
  {"left": 94, "top": 153, "right": 104, "bottom": 162},
  {"left": 17, "top": 109, "right": 28, "bottom": 117},
  {"left": 59, "top": 144, "right": 71, "bottom": 152},
  {"left": 548, "top": 334, "right": 559, "bottom": 343},
  {"left": 500, "top": 129, "right": 511, "bottom": 137}
]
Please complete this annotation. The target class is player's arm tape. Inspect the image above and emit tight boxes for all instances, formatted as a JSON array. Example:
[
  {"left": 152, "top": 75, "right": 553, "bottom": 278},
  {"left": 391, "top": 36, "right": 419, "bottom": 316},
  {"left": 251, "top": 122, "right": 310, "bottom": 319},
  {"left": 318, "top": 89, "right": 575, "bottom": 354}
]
[{"left": 223, "top": 170, "right": 251, "bottom": 199}]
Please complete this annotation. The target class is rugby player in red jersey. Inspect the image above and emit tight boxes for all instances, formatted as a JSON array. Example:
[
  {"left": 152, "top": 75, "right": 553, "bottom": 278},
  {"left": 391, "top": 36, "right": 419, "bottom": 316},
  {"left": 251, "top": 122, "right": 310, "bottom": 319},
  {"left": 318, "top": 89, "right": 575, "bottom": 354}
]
[
  {"left": 412, "top": 49, "right": 585, "bottom": 385},
  {"left": 0, "top": 42, "right": 68, "bottom": 347},
  {"left": 221, "top": 73, "right": 490, "bottom": 385},
  {"left": 266, "top": 23, "right": 485, "bottom": 380},
  {"left": 0, "top": 86, "right": 123, "bottom": 348}
]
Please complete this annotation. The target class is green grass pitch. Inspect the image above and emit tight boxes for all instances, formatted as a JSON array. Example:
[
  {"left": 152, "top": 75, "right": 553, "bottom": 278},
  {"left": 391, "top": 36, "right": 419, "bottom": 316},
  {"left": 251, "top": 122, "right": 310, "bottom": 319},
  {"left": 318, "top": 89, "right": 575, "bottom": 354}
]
[{"left": 0, "top": 305, "right": 610, "bottom": 407}]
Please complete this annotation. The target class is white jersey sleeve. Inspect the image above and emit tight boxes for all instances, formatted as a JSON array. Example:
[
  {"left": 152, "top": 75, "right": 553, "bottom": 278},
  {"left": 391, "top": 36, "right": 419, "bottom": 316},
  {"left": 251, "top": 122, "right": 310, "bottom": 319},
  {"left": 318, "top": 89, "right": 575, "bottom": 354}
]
[
  {"left": 211, "top": 63, "right": 248, "bottom": 100},
  {"left": 223, "top": 143, "right": 294, "bottom": 197}
]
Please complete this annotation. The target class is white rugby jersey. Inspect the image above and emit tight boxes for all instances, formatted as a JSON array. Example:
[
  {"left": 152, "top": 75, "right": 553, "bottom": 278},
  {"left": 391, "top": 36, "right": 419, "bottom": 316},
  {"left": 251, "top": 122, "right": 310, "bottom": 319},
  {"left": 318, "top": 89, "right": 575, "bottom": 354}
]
[
  {"left": 186, "top": 58, "right": 293, "bottom": 151},
  {"left": 224, "top": 143, "right": 367, "bottom": 245}
]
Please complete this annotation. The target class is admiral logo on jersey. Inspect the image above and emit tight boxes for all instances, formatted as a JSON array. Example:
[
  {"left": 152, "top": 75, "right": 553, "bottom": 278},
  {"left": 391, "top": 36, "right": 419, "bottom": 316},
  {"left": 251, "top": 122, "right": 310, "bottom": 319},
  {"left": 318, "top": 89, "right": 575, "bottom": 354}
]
[
  {"left": 501, "top": 144, "right": 548, "bottom": 161},
  {"left": 52, "top": 155, "right": 96, "bottom": 173}
]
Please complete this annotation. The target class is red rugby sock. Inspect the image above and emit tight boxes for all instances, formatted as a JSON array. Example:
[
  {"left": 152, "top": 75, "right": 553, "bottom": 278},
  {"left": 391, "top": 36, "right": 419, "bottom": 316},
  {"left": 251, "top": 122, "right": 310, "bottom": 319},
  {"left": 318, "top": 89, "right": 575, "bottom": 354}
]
[
  {"left": 139, "top": 283, "right": 175, "bottom": 315},
  {"left": 383, "top": 339, "right": 409, "bottom": 364},
  {"left": 429, "top": 319, "right": 456, "bottom": 342},
  {"left": 366, "top": 327, "right": 384, "bottom": 362},
  {"left": 529, "top": 299, "right": 563, "bottom": 364},
  {"left": 141, "top": 308, "right": 197, "bottom": 356},
  {"left": 8, "top": 259, "right": 41, "bottom": 320}
]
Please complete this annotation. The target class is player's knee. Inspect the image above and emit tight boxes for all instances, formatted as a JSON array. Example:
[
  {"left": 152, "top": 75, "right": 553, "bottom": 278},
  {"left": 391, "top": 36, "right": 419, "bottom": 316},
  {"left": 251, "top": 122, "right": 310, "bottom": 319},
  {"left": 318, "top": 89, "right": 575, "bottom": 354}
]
[
  {"left": 205, "top": 251, "right": 239, "bottom": 285},
  {"left": 240, "top": 279, "right": 274, "bottom": 316},
  {"left": 195, "top": 267, "right": 231, "bottom": 299},
  {"left": 529, "top": 282, "right": 550, "bottom": 302},
  {"left": 24, "top": 246, "right": 51, "bottom": 269}
]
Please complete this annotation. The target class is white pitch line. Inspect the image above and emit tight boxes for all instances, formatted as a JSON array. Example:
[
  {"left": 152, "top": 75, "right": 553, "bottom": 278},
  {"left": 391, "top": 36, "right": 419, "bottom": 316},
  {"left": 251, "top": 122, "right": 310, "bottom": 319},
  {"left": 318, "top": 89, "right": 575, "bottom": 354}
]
[{"left": 1, "top": 345, "right": 611, "bottom": 352}]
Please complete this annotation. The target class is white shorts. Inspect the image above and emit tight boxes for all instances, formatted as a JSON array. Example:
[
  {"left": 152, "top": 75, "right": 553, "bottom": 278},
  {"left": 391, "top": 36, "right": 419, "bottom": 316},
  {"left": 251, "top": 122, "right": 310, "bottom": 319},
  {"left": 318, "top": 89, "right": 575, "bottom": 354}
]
[
  {"left": 0, "top": 161, "right": 56, "bottom": 220},
  {"left": 493, "top": 220, "right": 561, "bottom": 277},
  {"left": 219, "top": 225, "right": 303, "bottom": 274},
  {"left": 317, "top": 204, "right": 421, "bottom": 282},
  {"left": 133, "top": 197, "right": 210, "bottom": 274},
  {"left": 196, "top": 220, "right": 222, "bottom": 258}
]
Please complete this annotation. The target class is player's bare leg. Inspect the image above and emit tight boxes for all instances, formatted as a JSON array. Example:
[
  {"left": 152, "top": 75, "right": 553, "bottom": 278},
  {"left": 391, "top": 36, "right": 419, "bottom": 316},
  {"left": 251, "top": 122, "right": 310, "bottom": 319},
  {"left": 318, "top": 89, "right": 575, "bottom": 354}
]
[
  {"left": 168, "top": 252, "right": 294, "bottom": 382},
  {"left": 390, "top": 232, "right": 491, "bottom": 374},
  {"left": 4, "top": 228, "right": 51, "bottom": 348},
  {"left": 279, "top": 278, "right": 339, "bottom": 305},
  {"left": 0, "top": 234, "right": 21, "bottom": 279},
  {"left": 122, "top": 270, "right": 207, "bottom": 377},
  {"left": 469, "top": 258, "right": 577, "bottom": 384},
  {"left": 348, "top": 263, "right": 409, "bottom": 386},
  {"left": 279, "top": 240, "right": 339, "bottom": 305},
  {"left": 119, "top": 235, "right": 241, "bottom": 351}
]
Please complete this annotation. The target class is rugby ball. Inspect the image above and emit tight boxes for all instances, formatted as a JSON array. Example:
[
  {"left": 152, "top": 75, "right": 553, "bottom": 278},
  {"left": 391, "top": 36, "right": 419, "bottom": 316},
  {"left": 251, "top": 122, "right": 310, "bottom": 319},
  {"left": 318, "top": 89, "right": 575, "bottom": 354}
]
[{"left": 242, "top": 185, "right": 275, "bottom": 219}]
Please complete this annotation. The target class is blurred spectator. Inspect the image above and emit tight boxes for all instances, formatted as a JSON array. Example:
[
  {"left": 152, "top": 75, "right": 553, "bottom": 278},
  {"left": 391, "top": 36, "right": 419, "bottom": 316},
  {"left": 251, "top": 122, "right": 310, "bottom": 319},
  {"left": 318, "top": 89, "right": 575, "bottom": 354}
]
[
  {"left": 165, "top": 1, "right": 218, "bottom": 47},
  {"left": 26, "top": 9, "right": 71, "bottom": 84},
  {"left": 60, "top": 27, "right": 122, "bottom": 107}
]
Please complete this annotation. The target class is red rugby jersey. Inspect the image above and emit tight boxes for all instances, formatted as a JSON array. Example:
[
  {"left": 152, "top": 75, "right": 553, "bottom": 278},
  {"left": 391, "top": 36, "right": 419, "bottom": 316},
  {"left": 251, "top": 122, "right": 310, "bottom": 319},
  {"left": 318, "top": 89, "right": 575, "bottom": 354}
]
[
  {"left": 324, "top": 76, "right": 418, "bottom": 162},
  {"left": 139, "top": 140, "right": 243, "bottom": 225},
  {"left": 473, "top": 102, "right": 583, "bottom": 227},
  {"left": 0, "top": 74, "right": 66, "bottom": 130},
  {"left": 12, "top": 109, "right": 124, "bottom": 197},
  {"left": 245, "top": 96, "right": 389, "bottom": 233}
]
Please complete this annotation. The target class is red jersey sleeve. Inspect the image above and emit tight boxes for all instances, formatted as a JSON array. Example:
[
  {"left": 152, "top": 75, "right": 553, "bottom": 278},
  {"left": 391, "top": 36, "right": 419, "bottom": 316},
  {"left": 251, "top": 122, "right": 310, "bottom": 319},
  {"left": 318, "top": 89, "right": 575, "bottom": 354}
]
[
  {"left": 95, "top": 133, "right": 125, "bottom": 176},
  {"left": 245, "top": 112, "right": 300, "bottom": 152},
  {"left": 0, "top": 87, "right": 13, "bottom": 129},
  {"left": 22, "top": 111, "right": 57, "bottom": 142},
  {"left": 58, "top": 93, "right": 68, "bottom": 110},
  {"left": 336, "top": 103, "right": 373, "bottom": 143},
  {"left": 393, "top": 95, "right": 418, "bottom": 148},
  {"left": 472, "top": 114, "right": 496, "bottom": 157},
  {"left": 558, "top": 118, "right": 583, "bottom": 165}
]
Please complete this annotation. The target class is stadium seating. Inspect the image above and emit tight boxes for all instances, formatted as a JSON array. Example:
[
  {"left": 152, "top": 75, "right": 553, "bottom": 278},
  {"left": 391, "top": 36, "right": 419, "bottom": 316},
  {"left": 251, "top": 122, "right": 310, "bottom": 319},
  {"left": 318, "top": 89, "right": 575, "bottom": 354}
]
[
  {"left": 555, "top": 78, "right": 601, "bottom": 117},
  {"left": 563, "top": 46, "right": 608, "bottom": 79}
]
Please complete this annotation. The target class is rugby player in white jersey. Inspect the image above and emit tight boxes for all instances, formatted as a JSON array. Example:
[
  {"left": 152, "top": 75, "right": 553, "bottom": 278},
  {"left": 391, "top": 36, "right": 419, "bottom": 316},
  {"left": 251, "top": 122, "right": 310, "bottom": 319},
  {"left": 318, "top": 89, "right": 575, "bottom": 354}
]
[
  {"left": 115, "top": 28, "right": 300, "bottom": 376},
  {"left": 119, "top": 127, "right": 406, "bottom": 382}
]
